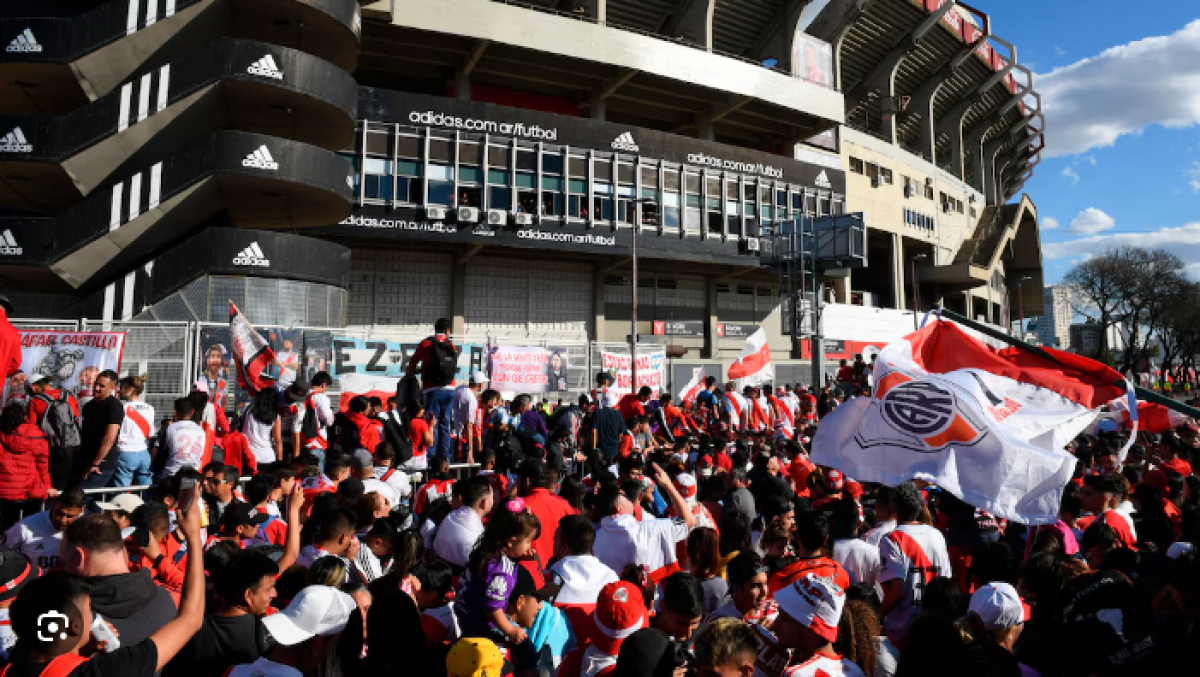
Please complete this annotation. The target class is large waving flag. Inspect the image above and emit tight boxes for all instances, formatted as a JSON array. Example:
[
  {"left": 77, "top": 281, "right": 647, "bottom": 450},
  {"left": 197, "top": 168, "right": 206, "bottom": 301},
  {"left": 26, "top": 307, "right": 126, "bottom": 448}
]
[
  {"left": 677, "top": 367, "right": 706, "bottom": 406},
  {"left": 229, "top": 302, "right": 277, "bottom": 394},
  {"left": 1110, "top": 398, "right": 1190, "bottom": 433},
  {"left": 728, "top": 327, "right": 773, "bottom": 388},
  {"left": 811, "top": 319, "right": 1132, "bottom": 525}
]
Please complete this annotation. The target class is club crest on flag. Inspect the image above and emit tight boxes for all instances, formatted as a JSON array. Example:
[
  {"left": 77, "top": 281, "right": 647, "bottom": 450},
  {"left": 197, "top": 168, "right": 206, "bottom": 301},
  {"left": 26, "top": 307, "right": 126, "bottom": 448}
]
[{"left": 858, "top": 370, "right": 989, "bottom": 453}]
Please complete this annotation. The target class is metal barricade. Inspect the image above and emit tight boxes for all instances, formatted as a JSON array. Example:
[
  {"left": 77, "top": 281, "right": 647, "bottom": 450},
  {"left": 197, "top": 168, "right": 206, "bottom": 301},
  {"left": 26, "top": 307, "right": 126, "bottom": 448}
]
[{"left": 83, "top": 320, "right": 192, "bottom": 419}]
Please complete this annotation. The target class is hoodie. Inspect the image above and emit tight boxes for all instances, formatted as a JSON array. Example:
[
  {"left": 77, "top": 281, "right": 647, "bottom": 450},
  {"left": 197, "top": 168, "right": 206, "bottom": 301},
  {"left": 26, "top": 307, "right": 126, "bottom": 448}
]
[
  {"left": 0, "top": 424, "right": 51, "bottom": 501},
  {"left": 87, "top": 568, "right": 178, "bottom": 646}
]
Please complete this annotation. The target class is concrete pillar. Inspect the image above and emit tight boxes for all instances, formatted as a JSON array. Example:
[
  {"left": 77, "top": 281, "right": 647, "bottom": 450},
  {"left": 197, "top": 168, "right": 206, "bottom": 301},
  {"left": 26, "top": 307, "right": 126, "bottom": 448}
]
[
  {"left": 891, "top": 233, "right": 906, "bottom": 310},
  {"left": 697, "top": 115, "right": 715, "bottom": 142},
  {"left": 706, "top": 277, "right": 719, "bottom": 359},
  {"left": 590, "top": 94, "right": 606, "bottom": 122},
  {"left": 830, "top": 276, "right": 851, "bottom": 304},
  {"left": 592, "top": 265, "right": 606, "bottom": 343},
  {"left": 452, "top": 260, "right": 467, "bottom": 334}
]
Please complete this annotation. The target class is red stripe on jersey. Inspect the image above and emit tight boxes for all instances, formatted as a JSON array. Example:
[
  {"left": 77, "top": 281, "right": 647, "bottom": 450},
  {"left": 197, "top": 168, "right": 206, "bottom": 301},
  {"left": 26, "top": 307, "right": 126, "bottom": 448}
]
[
  {"left": 126, "top": 406, "right": 152, "bottom": 439},
  {"left": 887, "top": 529, "right": 937, "bottom": 585}
]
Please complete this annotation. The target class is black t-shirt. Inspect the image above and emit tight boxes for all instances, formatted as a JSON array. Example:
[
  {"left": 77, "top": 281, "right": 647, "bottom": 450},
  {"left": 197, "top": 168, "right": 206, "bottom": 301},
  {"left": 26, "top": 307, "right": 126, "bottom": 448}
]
[
  {"left": 8, "top": 640, "right": 157, "bottom": 677},
  {"left": 593, "top": 408, "right": 625, "bottom": 459},
  {"left": 80, "top": 396, "right": 124, "bottom": 466},
  {"left": 164, "top": 613, "right": 269, "bottom": 677}
]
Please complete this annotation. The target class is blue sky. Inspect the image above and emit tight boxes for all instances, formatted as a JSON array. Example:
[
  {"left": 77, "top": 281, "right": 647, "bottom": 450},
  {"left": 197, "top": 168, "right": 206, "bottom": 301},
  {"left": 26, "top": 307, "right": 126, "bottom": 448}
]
[{"left": 981, "top": 0, "right": 1200, "bottom": 283}]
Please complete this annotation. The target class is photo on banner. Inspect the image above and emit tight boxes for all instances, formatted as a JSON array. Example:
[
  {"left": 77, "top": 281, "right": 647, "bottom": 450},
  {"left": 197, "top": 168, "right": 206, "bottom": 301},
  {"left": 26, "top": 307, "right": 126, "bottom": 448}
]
[
  {"left": 302, "top": 331, "right": 333, "bottom": 382},
  {"left": 197, "top": 327, "right": 233, "bottom": 409},
  {"left": 17, "top": 330, "right": 126, "bottom": 404},
  {"left": 267, "top": 328, "right": 304, "bottom": 387}
]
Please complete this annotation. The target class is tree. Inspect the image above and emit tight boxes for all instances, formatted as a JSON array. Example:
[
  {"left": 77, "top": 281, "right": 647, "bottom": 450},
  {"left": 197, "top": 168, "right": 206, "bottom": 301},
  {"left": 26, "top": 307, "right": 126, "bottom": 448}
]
[
  {"left": 1116, "top": 248, "right": 1187, "bottom": 375},
  {"left": 1063, "top": 248, "right": 1135, "bottom": 359}
]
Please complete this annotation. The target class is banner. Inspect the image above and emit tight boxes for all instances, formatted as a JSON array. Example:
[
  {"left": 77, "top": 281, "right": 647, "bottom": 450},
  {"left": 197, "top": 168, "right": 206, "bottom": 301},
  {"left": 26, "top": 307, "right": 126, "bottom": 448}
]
[
  {"left": 728, "top": 327, "right": 774, "bottom": 389},
  {"left": 229, "top": 302, "right": 277, "bottom": 394},
  {"left": 487, "top": 346, "right": 571, "bottom": 393},
  {"left": 332, "top": 336, "right": 485, "bottom": 383},
  {"left": 600, "top": 349, "right": 666, "bottom": 396},
  {"left": 811, "top": 320, "right": 1130, "bottom": 525},
  {"left": 678, "top": 367, "right": 705, "bottom": 405},
  {"left": 18, "top": 330, "right": 126, "bottom": 398},
  {"left": 336, "top": 373, "right": 400, "bottom": 412}
]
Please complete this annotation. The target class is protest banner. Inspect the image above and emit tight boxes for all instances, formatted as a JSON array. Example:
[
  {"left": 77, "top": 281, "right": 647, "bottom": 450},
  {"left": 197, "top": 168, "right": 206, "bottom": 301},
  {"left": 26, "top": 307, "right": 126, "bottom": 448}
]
[
  {"left": 600, "top": 349, "right": 666, "bottom": 396},
  {"left": 18, "top": 330, "right": 126, "bottom": 401},
  {"left": 487, "top": 346, "right": 570, "bottom": 393}
]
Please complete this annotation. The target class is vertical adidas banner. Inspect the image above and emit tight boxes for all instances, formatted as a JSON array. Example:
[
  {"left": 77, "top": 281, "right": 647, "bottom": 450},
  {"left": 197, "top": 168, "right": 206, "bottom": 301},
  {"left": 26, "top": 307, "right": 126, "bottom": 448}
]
[
  {"left": 810, "top": 319, "right": 1133, "bottom": 525},
  {"left": 18, "top": 331, "right": 126, "bottom": 395},
  {"left": 229, "top": 302, "right": 278, "bottom": 394}
]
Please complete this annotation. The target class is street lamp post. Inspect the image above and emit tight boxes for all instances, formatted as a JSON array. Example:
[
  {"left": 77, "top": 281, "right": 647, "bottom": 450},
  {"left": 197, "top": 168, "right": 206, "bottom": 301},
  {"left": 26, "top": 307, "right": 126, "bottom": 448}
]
[
  {"left": 1016, "top": 275, "right": 1033, "bottom": 339},
  {"left": 631, "top": 198, "right": 656, "bottom": 392},
  {"left": 910, "top": 252, "right": 928, "bottom": 329}
]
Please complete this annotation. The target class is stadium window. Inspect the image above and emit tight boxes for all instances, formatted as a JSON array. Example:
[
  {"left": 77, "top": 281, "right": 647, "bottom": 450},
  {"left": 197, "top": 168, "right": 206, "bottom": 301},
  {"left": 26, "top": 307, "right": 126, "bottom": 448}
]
[
  {"left": 568, "top": 155, "right": 587, "bottom": 178},
  {"left": 594, "top": 182, "right": 614, "bottom": 221},
  {"left": 594, "top": 159, "right": 613, "bottom": 183},
  {"left": 880, "top": 168, "right": 893, "bottom": 184},
  {"left": 542, "top": 152, "right": 565, "bottom": 175},
  {"left": 429, "top": 137, "right": 452, "bottom": 163},
  {"left": 397, "top": 134, "right": 422, "bottom": 160},
  {"left": 516, "top": 148, "right": 536, "bottom": 172},
  {"left": 396, "top": 160, "right": 421, "bottom": 204},
  {"left": 865, "top": 163, "right": 879, "bottom": 181},
  {"left": 567, "top": 179, "right": 587, "bottom": 219},
  {"left": 460, "top": 142, "right": 481, "bottom": 166},
  {"left": 488, "top": 145, "right": 510, "bottom": 168},
  {"left": 849, "top": 157, "right": 865, "bottom": 174}
]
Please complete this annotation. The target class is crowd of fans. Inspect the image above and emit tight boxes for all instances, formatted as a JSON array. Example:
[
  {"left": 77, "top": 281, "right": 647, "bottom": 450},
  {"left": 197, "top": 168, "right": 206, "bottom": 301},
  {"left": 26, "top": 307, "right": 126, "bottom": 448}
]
[{"left": 0, "top": 317, "right": 1196, "bottom": 677}]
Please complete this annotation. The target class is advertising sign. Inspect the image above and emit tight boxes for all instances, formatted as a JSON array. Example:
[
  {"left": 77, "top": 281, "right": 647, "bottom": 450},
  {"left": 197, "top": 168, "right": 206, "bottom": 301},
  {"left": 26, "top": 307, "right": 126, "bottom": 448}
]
[
  {"left": 18, "top": 331, "right": 125, "bottom": 401},
  {"left": 652, "top": 320, "right": 705, "bottom": 338},
  {"left": 487, "top": 346, "right": 571, "bottom": 393},
  {"left": 599, "top": 349, "right": 667, "bottom": 396},
  {"left": 792, "top": 33, "right": 834, "bottom": 88},
  {"left": 332, "top": 336, "right": 485, "bottom": 383},
  {"left": 716, "top": 323, "right": 761, "bottom": 339}
]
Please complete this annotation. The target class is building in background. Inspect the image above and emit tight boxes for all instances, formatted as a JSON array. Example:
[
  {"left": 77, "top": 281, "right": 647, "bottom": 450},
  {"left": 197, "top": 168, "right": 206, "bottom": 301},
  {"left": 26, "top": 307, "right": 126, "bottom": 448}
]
[
  {"left": 1069, "top": 319, "right": 1126, "bottom": 359},
  {"left": 0, "top": 0, "right": 1045, "bottom": 389},
  {"left": 1038, "top": 286, "right": 1073, "bottom": 349}
]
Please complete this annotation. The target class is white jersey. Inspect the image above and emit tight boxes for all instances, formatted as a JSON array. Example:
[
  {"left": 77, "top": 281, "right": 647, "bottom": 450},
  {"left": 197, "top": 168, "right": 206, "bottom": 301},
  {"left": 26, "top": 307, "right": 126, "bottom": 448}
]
[
  {"left": 833, "top": 538, "right": 880, "bottom": 588},
  {"left": 878, "top": 524, "right": 952, "bottom": 645},
  {"left": 242, "top": 409, "right": 278, "bottom": 465},
  {"left": 594, "top": 514, "right": 687, "bottom": 583},
  {"left": 549, "top": 555, "right": 619, "bottom": 606},
  {"left": 784, "top": 654, "right": 866, "bottom": 677},
  {"left": 372, "top": 466, "right": 411, "bottom": 500},
  {"left": 304, "top": 392, "right": 335, "bottom": 449},
  {"left": 116, "top": 401, "right": 156, "bottom": 452},
  {"left": 861, "top": 519, "right": 897, "bottom": 549},
  {"left": 2, "top": 511, "right": 65, "bottom": 570},
  {"left": 162, "top": 420, "right": 207, "bottom": 478},
  {"left": 722, "top": 392, "right": 747, "bottom": 428}
]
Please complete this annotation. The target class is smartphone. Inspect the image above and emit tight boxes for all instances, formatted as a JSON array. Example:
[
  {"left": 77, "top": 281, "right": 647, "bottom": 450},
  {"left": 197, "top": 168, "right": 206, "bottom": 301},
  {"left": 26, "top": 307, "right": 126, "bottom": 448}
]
[{"left": 177, "top": 477, "right": 197, "bottom": 518}]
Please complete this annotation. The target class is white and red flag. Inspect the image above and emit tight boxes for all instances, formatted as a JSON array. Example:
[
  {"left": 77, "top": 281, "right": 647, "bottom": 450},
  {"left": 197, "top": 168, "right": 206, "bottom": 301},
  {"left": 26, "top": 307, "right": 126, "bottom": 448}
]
[
  {"left": 1110, "top": 398, "right": 1190, "bottom": 433},
  {"left": 229, "top": 302, "right": 277, "bottom": 394},
  {"left": 677, "top": 367, "right": 706, "bottom": 406},
  {"left": 727, "top": 326, "right": 773, "bottom": 389},
  {"left": 811, "top": 319, "right": 1134, "bottom": 525}
]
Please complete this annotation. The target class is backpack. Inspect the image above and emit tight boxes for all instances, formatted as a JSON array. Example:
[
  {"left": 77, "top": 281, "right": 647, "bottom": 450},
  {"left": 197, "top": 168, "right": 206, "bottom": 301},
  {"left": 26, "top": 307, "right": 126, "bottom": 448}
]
[
  {"left": 328, "top": 411, "right": 361, "bottom": 455},
  {"left": 300, "top": 397, "right": 320, "bottom": 445},
  {"left": 423, "top": 337, "right": 458, "bottom": 387},
  {"left": 379, "top": 412, "right": 413, "bottom": 464},
  {"left": 33, "top": 391, "right": 81, "bottom": 450}
]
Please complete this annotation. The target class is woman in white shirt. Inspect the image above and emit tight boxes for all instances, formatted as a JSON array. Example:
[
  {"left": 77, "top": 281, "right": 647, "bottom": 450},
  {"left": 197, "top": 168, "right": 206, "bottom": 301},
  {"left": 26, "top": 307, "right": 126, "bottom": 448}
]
[
  {"left": 113, "top": 375, "right": 156, "bottom": 487},
  {"left": 242, "top": 389, "right": 282, "bottom": 465}
]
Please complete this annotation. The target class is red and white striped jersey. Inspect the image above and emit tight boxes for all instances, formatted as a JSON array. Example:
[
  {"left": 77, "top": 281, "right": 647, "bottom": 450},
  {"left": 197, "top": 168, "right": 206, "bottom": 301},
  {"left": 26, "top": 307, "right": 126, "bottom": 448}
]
[
  {"left": 878, "top": 524, "right": 952, "bottom": 645},
  {"left": 783, "top": 653, "right": 866, "bottom": 677},
  {"left": 722, "top": 392, "right": 746, "bottom": 428},
  {"left": 117, "top": 401, "right": 156, "bottom": 452}
]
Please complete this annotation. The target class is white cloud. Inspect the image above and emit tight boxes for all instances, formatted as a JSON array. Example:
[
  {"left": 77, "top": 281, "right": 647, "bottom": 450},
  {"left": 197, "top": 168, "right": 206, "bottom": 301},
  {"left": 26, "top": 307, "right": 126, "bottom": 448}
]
[
  {"left": 1188, "top": 162, "right": 1200, "bottom": 192},
  {"left": 1040, "top": 20, "right": 1200, "bottom": 157},
  {"left": 1069, "top": 207, "right": 1116, "bottom": 235},
  {"left": 1043, "top": 221, "right": 1200, "bottom": 260},
  {"left": 1078, "top": 156, "right": 1097, "bottom": 167},
  {"left": 1062, "top": 167, "right": 1080, "bottom": 185},
  {"left": 1054, "top": 46, "right": 1067, "bottom": 58},
  {"left": 1042, "top": 216, "right": 1061, "bottom": 230}
]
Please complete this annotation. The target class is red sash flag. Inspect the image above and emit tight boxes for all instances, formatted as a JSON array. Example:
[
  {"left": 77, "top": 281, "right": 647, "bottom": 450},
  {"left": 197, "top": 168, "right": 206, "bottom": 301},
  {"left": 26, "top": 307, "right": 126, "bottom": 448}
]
[
  {"left": 229, "top": 302, "right": 277, "bottom": 394},
  {"left": 812, "top": 319, "right": 1135, "bottom": 525},
  {"left": 727, "top": 327, "right": 773, "bottom": 388},
  {"left": 677, "top": 367, "right": 705, "bottom": 406}
]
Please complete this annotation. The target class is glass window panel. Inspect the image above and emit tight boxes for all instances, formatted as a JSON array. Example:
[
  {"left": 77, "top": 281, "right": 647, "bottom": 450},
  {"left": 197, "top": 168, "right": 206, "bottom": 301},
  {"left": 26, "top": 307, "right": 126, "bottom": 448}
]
[
  {"left": 458, "top": 166, "right": 483, "bottom": 183},
  {"left": 568, "top": 194, "right": 586, "bottom": 218},
  {"left": 760, "top": 185, "right": 771, "bottom": 202},
  {"left": 542, "top": 176, "right": 564, "bottom": 191},
  {"left": 516, "top": 149, "right": 536, "bottom": 171},
  {"left": 640, "top": 166, "right": 657, "bottom": 186},
  {"left": 745, "top": 203, "right": 756, "bottom": 216},
  {"left": 427, "top": 164, "right": 452, "bottom": 181},
  {"left": 708, "top": 212, "right": 723, "bottom": 233},
  {"left": 665, "top": 170, "right": 681, "bottom": 192},
  {"left": 459, "top": 187, "right": 481, "bottom": 207},
  {"left": 686, "top": 172, "right": 701, "bottom": 194},
  {"left": 397, "top": 135, "right": 421, "bottom": 159},
  {"left": 728, "top": 216, "right": 741, "bottom": 236},
  {"left": 664, "top": 193, "right": 680, "bottom": 207},
  {"left": 363, "top": 157, "right": 391, "bottom": 175},
  {"left": 488, "top": 146, "right": 510, "bottom": 168},
  {"left": 664, "top": 207, "right": 680, "bottom": 229},
  {"left": 594, "top": 161, "right": 613, "bottom": 182},
  {"left": 763, "top": 206, "right": 773, "bottom": 219},
  {"left": 542, "top": 154, "right": 565, "bottom": 174},
  {"left": 594, "top": 183, "right": 613, "bottom": 195},
  {"left": 515, "top": 172, "right": 535, "bottom": 189},
  {"left": 365, "top": 132, "right": 389, "bottom": 155},
  {"left": 641, "top": 202, "right": 660, "bottom": 227},
  {"left": 541, "top": 192, "right": 564, "bottom": 216},
  {"left": 617, "top": 163, "right": 634, "bottom": 184},
  {"left": 396, "top": 178, "right": 413, "bottom": 203},
  {"left": 686, "top": 195, "right": 701, "bottom": 208},
  {"left": 594, "top": 195, "right": 613, "bottom": 220},
  {"left": 517, "top": 191, "right": 537, "bottom": 214},
  {"left": 777, "top": 189, "right": 787, "bottom": 207},
  {"left": 568, "top": 156, "right": 587, "bottom": 178},
  {"left": 489, "top": 186, "right": 511, "bottom": 208},
  {"left": 617, "top": 185, "right": 635, "bottom": 198},
  {"left": 460, "top": 142, "right": 481, "bottom": 165},
  {"left": 726, "top": 200, "right": 739, "bottom": 215},
  {"left": 364, "top": 174, "right": 381, "bottom": 200},
  {"left": 568, "top": 179, "right": 586, "bottom": 194},
  {"left": 428, "top": 181, "right": 454, "bottom": 205},
  {"left": 487, "top": 169, "right": 510, "bottom": 185},
  {"left": 396, "top": 160, "right": 422, "bottom": 176},
  {"left": 429, "top": 138, "right": 452, "bottom": 163},
  {"left": 706, "top": 177, "right": 720, "bottom": 195},
  {"left": 685, "top": 208, "right": 701, "bottom": 232},
  {"left": 642, "top": 187, "right": 658, "bottom": 199}
]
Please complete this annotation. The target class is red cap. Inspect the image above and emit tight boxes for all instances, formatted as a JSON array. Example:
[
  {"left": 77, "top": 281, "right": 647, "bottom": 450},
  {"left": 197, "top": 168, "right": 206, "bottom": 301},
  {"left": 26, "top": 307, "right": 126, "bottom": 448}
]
[
  {"left": 824, "top": 468, "right": 845, "bottom": 492},
  {"left": 845, "top": 480, "right": 863, "bottom": 500},
  {"left": 1144, "top": 468, "right": 1169, "bottom": 497},
  {"left": 591, "top": 582, "right": 647, "bottom": 655}
]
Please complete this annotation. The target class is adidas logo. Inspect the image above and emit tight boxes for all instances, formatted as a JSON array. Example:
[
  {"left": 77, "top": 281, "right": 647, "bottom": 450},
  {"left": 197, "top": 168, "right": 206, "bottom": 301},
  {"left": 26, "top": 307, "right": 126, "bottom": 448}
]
[
  {"left": 6, "top": 29, "right": 42, "bottom": 53},
  {"left": 0, "top": 127, "right": 31, "bottom": 153},
  {"left": 242, "top": 145, "right": 279, "bottom": 170},
  {"left": 611, "top": 132, "right": 640, "bottom": 153},
  {"left": 247, "top": 55, "right": 283, "bottom": 80},
  {"left": 814, "top": 170, "right": 832, "bottom": 189},
  {"left": 0, "top": 230, "right": 21, "bottom": 256},
  {"left": 233, "top": 242, "right": 270, "bottom": 267}
]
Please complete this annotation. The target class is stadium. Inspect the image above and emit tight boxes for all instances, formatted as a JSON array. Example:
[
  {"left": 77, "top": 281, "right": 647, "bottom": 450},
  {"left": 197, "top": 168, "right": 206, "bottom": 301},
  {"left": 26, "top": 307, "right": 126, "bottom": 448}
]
[{"left": 0, "top": 0, "right": 1045, "bottom": 392}]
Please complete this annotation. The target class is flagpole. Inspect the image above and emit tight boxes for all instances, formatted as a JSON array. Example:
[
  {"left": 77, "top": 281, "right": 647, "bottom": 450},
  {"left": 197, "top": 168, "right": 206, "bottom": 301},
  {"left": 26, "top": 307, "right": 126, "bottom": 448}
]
[{"left": 935, "top": 307, "right": 1200, "bottom": 420}]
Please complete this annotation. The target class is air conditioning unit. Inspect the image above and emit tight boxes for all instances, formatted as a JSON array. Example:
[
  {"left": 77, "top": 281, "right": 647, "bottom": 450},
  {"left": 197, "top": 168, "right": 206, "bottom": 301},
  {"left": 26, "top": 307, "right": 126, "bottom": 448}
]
[
  {"left": 741, "top": 238, "right": 761, "bottom": 253},
  {"left": 904, "top": 185, "right": 917, "bottom": 198},
  {"left": 512, "top": 212, "right": 534, "bottom": 226},
  {"left": 457, "top": 206, "right": 480, "bottom": 223},
  {"left": 486, "top": 209, "right": 507, "bottom": 226},
  {"left": 871, "top": 176, "right": 881, "bottom": 188},
  {"left": 969, "top": 194, "right": 977, "bottom": 203},
  {"left": 425, "top": 206, "right": 447, "bottom": 220}
]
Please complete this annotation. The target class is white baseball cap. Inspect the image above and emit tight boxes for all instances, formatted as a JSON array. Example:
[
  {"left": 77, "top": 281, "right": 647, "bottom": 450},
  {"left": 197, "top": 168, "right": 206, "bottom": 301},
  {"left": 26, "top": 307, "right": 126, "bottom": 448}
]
[
  {"left": 774, "top": 574, "right": 844, "bottom": 642},
  {"left": 968, "top": 582, "right": 1026, "bottom": 631},
  {"left": 94, "top": 493, "right": 144, "bottom": 513},
  {"left": 470, "top": 370, "right": 489, "bottom": 385},
  {"left": 262, "top": 585, "right": 356, "bottom": 646}
]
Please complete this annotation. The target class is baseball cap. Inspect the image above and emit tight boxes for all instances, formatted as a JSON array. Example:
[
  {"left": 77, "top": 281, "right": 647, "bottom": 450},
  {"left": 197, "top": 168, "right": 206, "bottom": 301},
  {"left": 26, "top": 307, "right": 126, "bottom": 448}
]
[
  {"left": 968, "top": 582, "right": 1027, "bottom": 630},
  {"left": 94, "top": 493, "right": 145, "bottom": 513},
  {"left": 1097, "top": 419, "right": 1120, "bottom": 434},
  {"left": 824, "top": 468, "right": 845, "bottom": 492},
  {"left": 0, "top": 551, "right": 39, "bottom": 604},
  {"left": 285, "top": 380, "right": 310, "bottom": 404},
  {"left": 672, "top": 473, "right": 698, "bottom": 504},
  {"left": 774, "top": 574, "right": 845, "bottom": 643},
  {"left": 446, "top": 637, "right": 507, "bottom": 677},
  {"left": 592, "top": 581, "right": 648, "bottom": 655},
  {"left": 261, "top": 585, "right": 356, "bottom": 646},
  {"left": 221, "top": 502, "right": 270, "bottom": 530},
  {"left": 350, "top": 448, "right": 374, "bottom": 470},
  {"left": 470, "top": 370, "right": 489, "bottom": 385}
]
